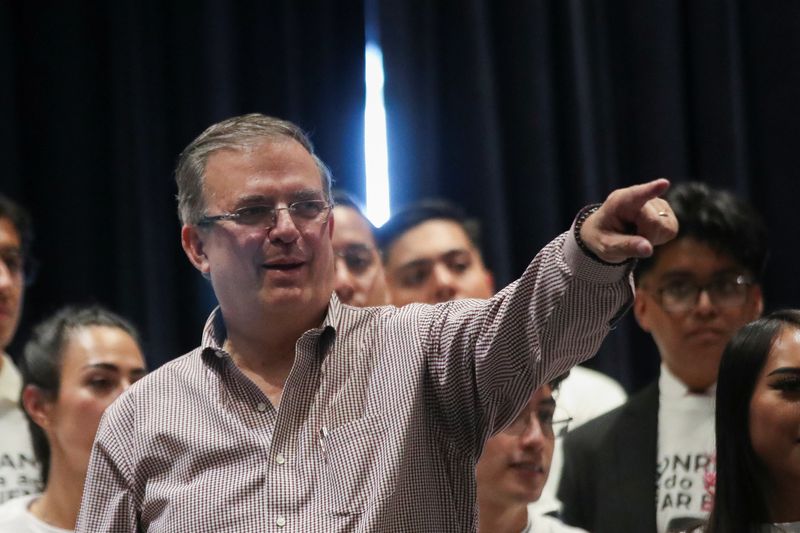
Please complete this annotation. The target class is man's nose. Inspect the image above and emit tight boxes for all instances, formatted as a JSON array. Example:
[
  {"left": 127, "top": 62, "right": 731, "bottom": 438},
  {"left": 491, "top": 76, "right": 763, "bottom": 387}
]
[
  {"left": 267, "top": 209, "right": 300, "bottom": 243},
  {"left": 431, "top": 264, "right": 457, "bottom": 303},
  {"left": 693, "top": 288, "right": 717, "bottom": 315},
  {"left": 519, "top": 416, "right": 548, "bottom": 449}
]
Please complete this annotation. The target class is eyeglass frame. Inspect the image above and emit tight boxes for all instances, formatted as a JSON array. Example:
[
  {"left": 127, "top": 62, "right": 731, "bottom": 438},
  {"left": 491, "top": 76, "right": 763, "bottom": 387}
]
[
  {"left": 502, "top": 408, "right": 573, "bottom": 439},
  {"left": 647, "top": 273, "right": 755, "bottom": 314},
  {"left": 196, "top": 200, "right": 333, "bottom": 231}
]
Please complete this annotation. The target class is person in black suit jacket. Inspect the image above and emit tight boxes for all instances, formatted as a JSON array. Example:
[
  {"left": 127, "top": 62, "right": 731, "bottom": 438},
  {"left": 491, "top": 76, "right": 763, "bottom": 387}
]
[{"left": 558, "top": 182, "right": 768, "bottom": 533}]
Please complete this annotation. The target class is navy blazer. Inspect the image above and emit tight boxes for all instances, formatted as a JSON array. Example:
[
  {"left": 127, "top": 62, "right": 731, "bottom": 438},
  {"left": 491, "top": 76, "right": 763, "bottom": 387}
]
[{"left": 558, "top": 381, "right": 659, "bottom": 533}]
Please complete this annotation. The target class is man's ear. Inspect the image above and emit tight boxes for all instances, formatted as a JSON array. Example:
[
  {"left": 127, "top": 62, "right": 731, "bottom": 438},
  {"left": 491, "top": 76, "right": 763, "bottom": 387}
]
[
  {"left": 633, "top": 288, "right": 652, "bottom": 332},
  {"left": 181, "top": 225, "right": 211, "bottom": 277},
  {"left": 327, "top": 208, "right": 335, "bottom": 238},
  {"left": 22, "top": 384, "right": 53, "bottom": 431},
  {"left": 484, "top": 269, "right": 495, "bottom": 295}
]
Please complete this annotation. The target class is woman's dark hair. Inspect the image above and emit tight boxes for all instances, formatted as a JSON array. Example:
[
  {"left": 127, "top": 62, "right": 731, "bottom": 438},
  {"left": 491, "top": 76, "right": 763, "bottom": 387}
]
[
  {"left": 18, "top": 305, "right": 142, "bottom": 485},
  {"left": 706, "top": 309, "right": 800, "bottom": 532}
]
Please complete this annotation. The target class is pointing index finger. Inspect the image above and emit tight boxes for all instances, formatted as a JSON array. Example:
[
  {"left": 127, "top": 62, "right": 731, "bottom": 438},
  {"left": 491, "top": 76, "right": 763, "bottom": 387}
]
[{"left": 622, "top": 178, "right": 671, "bottom": 213}]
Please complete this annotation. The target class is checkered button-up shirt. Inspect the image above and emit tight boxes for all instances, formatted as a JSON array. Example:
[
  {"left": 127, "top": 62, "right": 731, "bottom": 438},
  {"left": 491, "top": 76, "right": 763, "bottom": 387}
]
[{"left": 76, "top": 231, "right": 632, "bottom": 532}]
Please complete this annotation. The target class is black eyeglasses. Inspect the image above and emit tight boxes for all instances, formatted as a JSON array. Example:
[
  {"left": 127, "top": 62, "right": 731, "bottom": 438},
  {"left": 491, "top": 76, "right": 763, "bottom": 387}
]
[
  {"left": 198, "top": 200, "right": 332, "bottom": 231},
  {"left": 653, "top": 274, "right": 753, "bottom": 313},
  {"left": 503, "top": 408, "right": 573, "bottom": 439}
]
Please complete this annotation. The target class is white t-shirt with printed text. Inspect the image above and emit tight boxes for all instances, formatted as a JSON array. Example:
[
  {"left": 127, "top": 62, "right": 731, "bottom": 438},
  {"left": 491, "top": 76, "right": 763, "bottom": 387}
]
[
  {"left": 0, "top": 354, "right": 41, "bottom": 504},
  {"left": 0, "top": 494, "right": 72, "bottom": 533},
  {"left": 656, "top": 364, "right": 716, "bottom": 533}
]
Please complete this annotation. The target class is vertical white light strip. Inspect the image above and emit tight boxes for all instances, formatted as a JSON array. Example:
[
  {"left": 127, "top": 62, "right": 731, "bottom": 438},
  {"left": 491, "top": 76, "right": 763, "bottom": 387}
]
[{"left": 364, "top": 41, "right": 391, "bottom": 227}]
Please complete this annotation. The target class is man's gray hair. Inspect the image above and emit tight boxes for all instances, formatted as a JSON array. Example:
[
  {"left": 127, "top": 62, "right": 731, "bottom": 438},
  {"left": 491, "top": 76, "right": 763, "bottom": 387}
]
[{"left": 175, "top": 113, "right": 333, "bottom": 225}]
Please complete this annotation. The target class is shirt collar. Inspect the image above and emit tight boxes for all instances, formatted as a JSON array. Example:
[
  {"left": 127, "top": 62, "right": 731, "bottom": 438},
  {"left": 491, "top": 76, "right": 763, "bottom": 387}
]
[
  {"left": 0, "top": 352, "right": 23, "bottom": 405},
  {"left": 200, "top": 294, "right": 340, "bottom": 360},
  {"left": 659, "top": 362, "right": 716, "bottom": 399}
]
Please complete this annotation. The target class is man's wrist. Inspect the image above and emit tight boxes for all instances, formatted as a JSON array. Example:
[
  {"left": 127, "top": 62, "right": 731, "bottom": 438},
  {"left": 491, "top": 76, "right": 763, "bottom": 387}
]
[{"left": 573, "top": 204, "right": 633, "bottom": 267}]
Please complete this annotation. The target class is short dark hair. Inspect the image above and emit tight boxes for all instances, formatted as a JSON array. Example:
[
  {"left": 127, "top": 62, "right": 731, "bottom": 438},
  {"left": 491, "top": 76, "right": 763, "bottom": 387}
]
[
  {"left": 376, "top": 199, "right": 483, "bottom": 258},
  {"left": 707, "top": 309, "right": 800, "bottom": 533},
  {"left": 332, "top": 190, "right": 376, "bottom": 233},
  {"left": 19, "top": 305, "right": 143, "bottom": 485},
  {"left": 0, "top": 194, "right": 34, "bottom": 259},
  {"left": 634, "top": 182, "right": 768, "bottom": 284}
]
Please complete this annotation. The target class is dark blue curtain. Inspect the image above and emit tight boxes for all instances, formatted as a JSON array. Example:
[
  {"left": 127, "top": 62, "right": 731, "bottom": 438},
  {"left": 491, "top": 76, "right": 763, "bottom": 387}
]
[
  {"left": 1, "top": 1, "right": 366, "bottom": 367},
  {"left": 3, "top": 1, "right": 799, "bottom": 392},
  {"left": 376, "top": 0, "right": 800, "bottom": 391}
]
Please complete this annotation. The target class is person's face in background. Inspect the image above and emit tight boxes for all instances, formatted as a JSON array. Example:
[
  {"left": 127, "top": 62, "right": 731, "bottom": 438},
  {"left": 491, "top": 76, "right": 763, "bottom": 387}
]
[
  {"left": 749, "top": 325, "right": 800, "bottom": 514},
  {"left": 25, "top": 326, "right": 146, "bottom": 479},
  {"left": 332, "top": 205, "right": 388, "bottom": 307},
  {"left": 634, "top": 237, "right": 763, "bottom": 392},
  {"left": 0, "top": 217, "right": 24, "bottom": 351},
  {"left": 383, "top": 219, "right": 493, "bottom": 306},
  {"left": 476, "top": 385, "right": 556, "bottom": 508}
]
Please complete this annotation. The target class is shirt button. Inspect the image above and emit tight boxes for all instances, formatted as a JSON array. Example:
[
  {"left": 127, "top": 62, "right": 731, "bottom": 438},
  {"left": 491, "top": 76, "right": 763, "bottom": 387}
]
[
  {"left": 276, "top": 516, "right": 286, "bottom": 527},
  {"left": 256, "top": 402, "right": 267, "bottom": 412},
  {"left": 275, "top": 453, "right": 286, "bottom": 465}
]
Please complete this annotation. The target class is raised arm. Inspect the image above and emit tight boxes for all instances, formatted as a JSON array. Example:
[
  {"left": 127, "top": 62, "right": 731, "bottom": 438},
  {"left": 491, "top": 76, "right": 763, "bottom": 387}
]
[{"left": 424, "top": 179, "right": 677, "bottom": 455}]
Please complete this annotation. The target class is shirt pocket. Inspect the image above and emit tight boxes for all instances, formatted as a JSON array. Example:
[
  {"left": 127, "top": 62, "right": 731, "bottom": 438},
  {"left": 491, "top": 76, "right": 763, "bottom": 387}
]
[{"left": 320, "top": 415, "right": 393, "bottom": 515}]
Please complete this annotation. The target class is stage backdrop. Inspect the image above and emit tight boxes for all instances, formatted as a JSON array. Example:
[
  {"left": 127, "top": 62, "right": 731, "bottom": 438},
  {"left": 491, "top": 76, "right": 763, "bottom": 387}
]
[{"left": 3, "top": 1, "right": 799, "bottom": 391}]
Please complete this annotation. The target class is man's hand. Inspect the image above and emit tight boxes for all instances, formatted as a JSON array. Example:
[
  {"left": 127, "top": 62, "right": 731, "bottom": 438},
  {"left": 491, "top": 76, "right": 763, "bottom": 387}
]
[{"left": 580, "top": 178, "right": 678, "bottom": 264}]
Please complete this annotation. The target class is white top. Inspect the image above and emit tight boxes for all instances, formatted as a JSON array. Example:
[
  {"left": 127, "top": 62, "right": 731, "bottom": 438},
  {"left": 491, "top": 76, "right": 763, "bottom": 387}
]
[
  {"left": 0, "top": 494, "right": 72, "bottom": 533},
  {"left": 0, "top": 353, "right": 41, "bottom": 504},
  {"left": 656, "top": 364, "right": 716, "bottom": 533},
  {"left": 763, "top": 523, "right": 800, "bottom": 533},
  {"left": 529, "top": 365, "right": 628, "bottom": 515},
  {"left": 522, "top": 510, "right": 589, "bottom": 532}
]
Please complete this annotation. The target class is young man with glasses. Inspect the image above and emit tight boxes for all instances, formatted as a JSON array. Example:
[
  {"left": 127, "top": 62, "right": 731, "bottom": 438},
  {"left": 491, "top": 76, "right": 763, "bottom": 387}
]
[
  {"left": 0, "top": 194, "right": 41, "bottom": 503},
  {"left": 559, "top": 182, "right": 767, "bottom": 533},
  {"left": 477, "top": 374, "right": 587, "bottom": 532},
  {"left": 76, "top": 113, "right": 677, "bottom": 532}
]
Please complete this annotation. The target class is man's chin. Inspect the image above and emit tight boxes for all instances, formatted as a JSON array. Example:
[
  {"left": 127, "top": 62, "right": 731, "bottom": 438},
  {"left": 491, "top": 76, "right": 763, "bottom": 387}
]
[{"left": 262, "top": 289, "right": 329, "bottom": 314}]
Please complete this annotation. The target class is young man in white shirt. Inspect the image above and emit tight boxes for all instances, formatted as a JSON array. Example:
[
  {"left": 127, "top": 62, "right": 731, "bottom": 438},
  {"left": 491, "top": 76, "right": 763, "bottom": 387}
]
[{"left": 0, "top": 194, "right": 41, "bottom": 503}]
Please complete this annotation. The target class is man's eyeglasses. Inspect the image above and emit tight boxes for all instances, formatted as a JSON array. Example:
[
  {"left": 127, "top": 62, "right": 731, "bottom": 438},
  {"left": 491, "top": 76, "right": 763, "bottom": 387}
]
[
  {"left": 335, "top": 244, "right": 378, "bottom": 275},
  {"left": 503, "top": 408, "right": 572, "bottom": 439},
  {"left": 652, "top": 274, "right": 753, "bottom": 313},
  {"left": 198, "top": 200, "right": 332, "bottom": 231}
]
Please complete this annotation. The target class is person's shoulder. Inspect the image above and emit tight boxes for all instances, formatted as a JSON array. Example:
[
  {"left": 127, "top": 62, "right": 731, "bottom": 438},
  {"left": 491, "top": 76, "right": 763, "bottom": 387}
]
[
  {"left": 529, "top": 513, "right": 590, "bottom": 533},
  {"left": 558, "top": 366, "right": 627, "bottom": 424},
  {"left": 563, "top": 399, "right": 626, "bottom": 444},
  {"left": 0, "top": 494, "right": 36, "bottom": 526},
  {"left": 100, "top": 348, "right": 207, "bottom": 421},
  {"left": 564, "top": 379, "right": 658, "bottom": 449},
  {"left": 128, "top": 347, "right": 207, "bottom": 393},
  {"left": 565, "top": 366, "right": 626, "bottom": 395}
]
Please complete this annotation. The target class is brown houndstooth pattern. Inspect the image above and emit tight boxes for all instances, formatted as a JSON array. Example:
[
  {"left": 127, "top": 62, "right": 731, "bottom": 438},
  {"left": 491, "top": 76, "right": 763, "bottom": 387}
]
[{"left": 76, "top": 230, "right": 633, "bottom": 532}]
